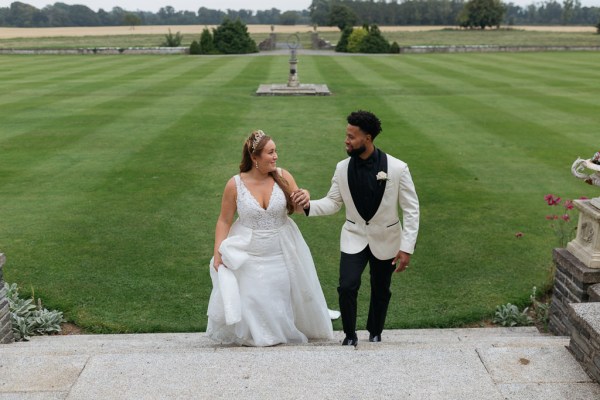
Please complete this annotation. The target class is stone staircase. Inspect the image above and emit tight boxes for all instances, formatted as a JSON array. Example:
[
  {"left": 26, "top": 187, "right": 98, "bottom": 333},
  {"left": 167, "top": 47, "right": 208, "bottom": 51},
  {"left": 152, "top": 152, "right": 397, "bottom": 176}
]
[{"left": 1, "top": 327, "right": 599, "bottom": 399}]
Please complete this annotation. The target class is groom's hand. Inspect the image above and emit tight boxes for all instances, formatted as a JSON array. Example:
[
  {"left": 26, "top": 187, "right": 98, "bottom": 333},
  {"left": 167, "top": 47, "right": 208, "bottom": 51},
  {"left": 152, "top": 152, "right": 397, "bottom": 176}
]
[
  {"left": 392, "top": 251, "right": 410, "bottom": 273},
  {"left": 291, "top": 189, "right": 310, "bottom": 209}
]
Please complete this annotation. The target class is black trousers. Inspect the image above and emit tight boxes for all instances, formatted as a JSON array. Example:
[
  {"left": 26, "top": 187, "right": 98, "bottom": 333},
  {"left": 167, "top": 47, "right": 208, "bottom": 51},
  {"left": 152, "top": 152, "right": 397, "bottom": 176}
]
[{"left": 338, "top": 245, "right": 395, "bottom": 337}]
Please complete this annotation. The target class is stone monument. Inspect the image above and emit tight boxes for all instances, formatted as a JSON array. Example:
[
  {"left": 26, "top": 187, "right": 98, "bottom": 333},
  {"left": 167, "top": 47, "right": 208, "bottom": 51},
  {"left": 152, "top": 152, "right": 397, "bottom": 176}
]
[
  {"left": 256, "top": 34, "right": 331, "bottom": 96},
  {"left": 567, "top": 152, "right": 600, "bottom": 268}
]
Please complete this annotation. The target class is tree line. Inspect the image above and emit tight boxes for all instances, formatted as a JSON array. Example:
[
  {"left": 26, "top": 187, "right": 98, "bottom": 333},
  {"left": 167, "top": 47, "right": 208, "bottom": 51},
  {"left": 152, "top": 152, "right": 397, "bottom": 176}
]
[
  {"left": 0, "top": 2, "right": 311, "bottom": 27},
  {"left": 1, "top": 0, "right": 598, "bottom": 28}
]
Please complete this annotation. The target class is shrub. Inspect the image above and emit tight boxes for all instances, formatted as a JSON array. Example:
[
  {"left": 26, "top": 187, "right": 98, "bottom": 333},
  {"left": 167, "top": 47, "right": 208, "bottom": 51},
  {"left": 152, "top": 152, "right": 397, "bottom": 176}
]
[
  {"left": 335, "top": 26, "right": 353, "bottom": 53},
  {"left": 212, "top": 19, "right": 258, "bottom": 54},
  {"left": 189, "top": 40, "right": 201, "bottom": 55},
  {"left": 5, "top": 282, "right": 65, "bottom": 341},
  {"left": 163, "top": 28, "right": 183, "bottom": 47},
  {"left": 347, "top": 27, "right": 368, "bottom": 53},
  {"left": 492, "top": 303, "right": 530, "bottom": 327},
  {"left": 199, "top": 27, "right": 215, "bottom": 54},
  {"left": 529, "top": 286, "right": 549, "bottom": 328},
  {"left": 390, "top": 41, "right": 400, "bottom": 54},
  {"left": 360, "top": 25, "right": 390, "bottom": 53}
]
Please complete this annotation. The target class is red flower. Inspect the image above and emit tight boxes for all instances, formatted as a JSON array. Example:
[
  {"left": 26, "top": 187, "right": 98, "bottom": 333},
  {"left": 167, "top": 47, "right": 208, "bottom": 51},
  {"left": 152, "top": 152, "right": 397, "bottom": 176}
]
[
  {"left": 565, "top": 200, "right": 574, "bottom": 210},
  {"left": 515, "top": 232, "right": 523, "bottom": 238},
  {"left": 545, "top": 215, "right": 555, "bottom": 220},
  {"left": 544, "top": 194, "right": 561, "bottom": 206},
  {"left": 562, "top": 214, "right": 570, "bottom": 222},
  {"left": 580, "top": 196, "right": 589, "bottom": 200}
]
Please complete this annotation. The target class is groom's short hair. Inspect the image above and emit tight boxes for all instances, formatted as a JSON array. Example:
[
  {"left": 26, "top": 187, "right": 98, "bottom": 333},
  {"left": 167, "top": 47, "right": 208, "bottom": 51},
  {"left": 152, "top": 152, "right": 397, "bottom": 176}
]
[{"left": 347, "top": 110, "right": 382, "bottom": 139}]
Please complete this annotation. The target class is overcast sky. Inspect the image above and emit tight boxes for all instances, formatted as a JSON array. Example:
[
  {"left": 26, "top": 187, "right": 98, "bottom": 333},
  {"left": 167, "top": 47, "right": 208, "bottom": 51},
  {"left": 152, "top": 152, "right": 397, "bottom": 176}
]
[{"left": 14, "top": 0, "right": 600, "bottom": 13}]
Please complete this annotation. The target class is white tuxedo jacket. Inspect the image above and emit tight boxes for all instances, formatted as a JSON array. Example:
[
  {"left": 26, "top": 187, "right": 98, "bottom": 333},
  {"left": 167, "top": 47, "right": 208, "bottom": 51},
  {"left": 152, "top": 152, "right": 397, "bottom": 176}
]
[{"left": 308, "top": 154, "right": 419, "bottom": 260}]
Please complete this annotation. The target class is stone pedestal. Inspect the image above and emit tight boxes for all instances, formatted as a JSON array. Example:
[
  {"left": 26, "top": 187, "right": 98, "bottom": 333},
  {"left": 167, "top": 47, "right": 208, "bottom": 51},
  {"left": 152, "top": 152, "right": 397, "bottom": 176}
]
[
  {"left": 255, "top": 45, "right": 331, "bottom": 96},
  {"left": 287, "top": 50, "right": 299, "bottom": 88},
  {"left": 567, "top": 199, "right": 600, "bottom": 268},
  {"left": 549, "top": 248, "right": 600, "bottom": 336},
  {"left": 0, "top": 253, "right": 14, "bottom": 344}
]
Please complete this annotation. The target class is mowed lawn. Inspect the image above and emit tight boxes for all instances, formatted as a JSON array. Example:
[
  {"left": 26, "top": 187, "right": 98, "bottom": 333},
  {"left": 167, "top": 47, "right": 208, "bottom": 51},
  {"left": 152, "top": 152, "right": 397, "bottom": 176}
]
[{"left": 0, "top": 52, "right": 598, "bottom": 333}]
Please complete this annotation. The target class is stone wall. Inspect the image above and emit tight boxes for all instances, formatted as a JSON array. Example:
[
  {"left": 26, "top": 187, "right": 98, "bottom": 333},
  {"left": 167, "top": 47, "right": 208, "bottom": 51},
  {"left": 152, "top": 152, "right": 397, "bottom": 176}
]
[
  {"left": 0, "top": 253, "right": 14, "bottom": 344},
  {"left": 0, "top": 47, "right": 188, "bottom": 55},
  {"left": 549, "top": 248, "right": 600, "bottom": 336},
  {"left": 549, "top": 248, "right": 600, "bottom": 385},
  {"left": 568, "top": 303, "right": 600, "bottom": 383},
  {"left": 399, "top": 45, "right": 600, "bottom": 54}
]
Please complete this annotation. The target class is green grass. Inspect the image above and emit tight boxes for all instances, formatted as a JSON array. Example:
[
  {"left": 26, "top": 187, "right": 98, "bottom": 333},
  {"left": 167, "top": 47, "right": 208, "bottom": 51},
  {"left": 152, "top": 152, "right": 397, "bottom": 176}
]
[
  {"left": 1, "top": 28, "right": 599, "bottom": 49},
  {"left": 1, "top": 52, "right": 598, "bottom": 333},
  {"left": 320, "top": 28, "right": 600, "bottom": 47}
]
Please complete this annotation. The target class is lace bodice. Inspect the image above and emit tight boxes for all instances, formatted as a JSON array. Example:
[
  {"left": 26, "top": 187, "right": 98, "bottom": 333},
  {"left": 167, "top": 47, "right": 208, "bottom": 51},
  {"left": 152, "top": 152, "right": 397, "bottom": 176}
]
[{"left": 234, "top": 175, "right": 288, "bottom": 230}]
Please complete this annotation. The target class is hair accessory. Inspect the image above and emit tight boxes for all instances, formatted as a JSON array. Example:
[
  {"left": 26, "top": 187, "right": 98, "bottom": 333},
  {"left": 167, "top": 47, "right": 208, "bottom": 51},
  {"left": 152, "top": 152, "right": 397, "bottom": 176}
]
[{"left": 251, "top": 130, "right": 266, "bottom": 152}]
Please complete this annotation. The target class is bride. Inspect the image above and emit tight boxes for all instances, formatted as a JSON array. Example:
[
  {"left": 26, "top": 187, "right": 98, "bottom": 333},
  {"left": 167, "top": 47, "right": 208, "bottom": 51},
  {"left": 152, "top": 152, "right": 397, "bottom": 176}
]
[{"left": 207, "top": 130, "right": 338, "bottom": 346}]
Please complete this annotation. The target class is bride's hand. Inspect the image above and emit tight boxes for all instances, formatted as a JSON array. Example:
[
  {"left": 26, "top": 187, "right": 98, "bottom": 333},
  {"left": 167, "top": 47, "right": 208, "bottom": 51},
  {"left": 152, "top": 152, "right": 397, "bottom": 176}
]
[
  {"left": 291, "top": 188, "right": 310, "bottom": 209},
  {"left": 213, "top": 254, "right": 224, "bottom": 271}
]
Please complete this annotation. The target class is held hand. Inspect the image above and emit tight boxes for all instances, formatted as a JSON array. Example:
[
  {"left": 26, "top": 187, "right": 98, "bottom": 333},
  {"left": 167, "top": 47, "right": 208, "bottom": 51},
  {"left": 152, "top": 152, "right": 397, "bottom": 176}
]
[
  {"left": 213, "top": 254, "right": 224, "bottom": 271},
  {"left": 291, "top": 189, "right": 310, "bottom": 209},
  {"left": 392, "top": 251, "right": 411, "bottom": 273}
]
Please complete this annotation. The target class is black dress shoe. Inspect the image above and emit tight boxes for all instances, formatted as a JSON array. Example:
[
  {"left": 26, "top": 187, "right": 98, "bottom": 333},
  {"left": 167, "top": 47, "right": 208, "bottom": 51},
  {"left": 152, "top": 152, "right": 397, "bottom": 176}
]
[
  {"left": 369, "top": 334, "right": 381, "bottom": 342},
  {"left": 342, "top": 335, "right": 358, "bottom": 346}
]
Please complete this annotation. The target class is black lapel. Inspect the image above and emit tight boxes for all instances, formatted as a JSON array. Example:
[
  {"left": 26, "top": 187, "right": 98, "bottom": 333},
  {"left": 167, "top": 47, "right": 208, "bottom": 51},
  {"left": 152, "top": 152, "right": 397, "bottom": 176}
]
[
  {"left": 347, "top": 156, "right": 360, "bottom": 211},
  {"left": 372, "top": 149, "right": 388, "bottom": 215}
]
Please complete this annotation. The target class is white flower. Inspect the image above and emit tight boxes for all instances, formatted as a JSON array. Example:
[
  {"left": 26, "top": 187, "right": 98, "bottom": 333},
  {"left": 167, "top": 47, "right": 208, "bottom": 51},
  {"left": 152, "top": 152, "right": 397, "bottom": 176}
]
[{"left": 376, "top": 171, "right": 388, "bottom": 181}]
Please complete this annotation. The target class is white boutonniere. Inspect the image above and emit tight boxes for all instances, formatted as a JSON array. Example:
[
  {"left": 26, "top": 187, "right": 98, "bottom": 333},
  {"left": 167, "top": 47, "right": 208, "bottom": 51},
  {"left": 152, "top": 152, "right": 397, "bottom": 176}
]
[{"left": 376, "top": 171, "right": 389, "bottom": 184}]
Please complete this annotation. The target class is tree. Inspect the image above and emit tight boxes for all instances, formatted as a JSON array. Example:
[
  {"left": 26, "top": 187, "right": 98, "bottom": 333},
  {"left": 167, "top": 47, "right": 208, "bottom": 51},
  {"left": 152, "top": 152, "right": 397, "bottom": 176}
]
[
  {"left": 8, "top": 1, "right": 46, "bottom": 27},
  {"left": 335, "top": 26, "right": 353, "bottom": 52},
  {"left": 123, "top": 13, "right": 141, "bottom": 29},
  {"left": 256, "top": 8, "right": 280, "bottom": 24},
  {"left": 329, "top": 4, "right": 358, "bottom": 30},
  {"left": 562, "top": 0, "right": 574, "bottom": 25},
  {"left": 309, "top": 0, "right": 330, "bottom": 26},
  {"left": 279, "top": 10, "right": 299, "bottom": 25},
  {"left": 212, "top": 19, "right": 258, "bottom": 54},
  {"left": 458, "top": 0, "right": 505, "bottom": 29},
  {"left": 199, "top": 27, "right": 215, "bottom": 53}
]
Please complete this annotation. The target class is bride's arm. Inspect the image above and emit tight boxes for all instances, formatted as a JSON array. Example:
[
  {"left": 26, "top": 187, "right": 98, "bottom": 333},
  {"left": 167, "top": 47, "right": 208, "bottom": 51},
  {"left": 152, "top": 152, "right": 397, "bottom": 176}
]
[
  {"left": 280, "top": 169, "right": 310, "bottom": 214},
  {"left": 213, "top": 177, "right": 237, "bottom": 270}
]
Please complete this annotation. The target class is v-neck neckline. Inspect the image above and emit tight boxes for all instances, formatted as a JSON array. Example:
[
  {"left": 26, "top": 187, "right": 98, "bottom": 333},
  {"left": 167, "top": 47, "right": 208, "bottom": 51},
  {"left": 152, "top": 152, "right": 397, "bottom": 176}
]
[{"left": 239, "top": 175, "right": 276, "bottom": 211}]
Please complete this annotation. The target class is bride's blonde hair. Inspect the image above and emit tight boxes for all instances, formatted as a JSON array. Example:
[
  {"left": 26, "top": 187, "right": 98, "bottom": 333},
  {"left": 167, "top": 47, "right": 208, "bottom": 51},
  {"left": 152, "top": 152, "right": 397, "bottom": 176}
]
[{"left": 240, "top": 130, "right": 294, "bottom": 215}]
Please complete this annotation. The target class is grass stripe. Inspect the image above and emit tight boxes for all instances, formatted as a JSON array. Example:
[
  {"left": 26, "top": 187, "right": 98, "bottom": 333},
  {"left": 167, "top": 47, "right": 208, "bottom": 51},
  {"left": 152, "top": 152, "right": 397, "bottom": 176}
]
[{"left": 1, "top": 53, "right": 598, "bottom": 332}]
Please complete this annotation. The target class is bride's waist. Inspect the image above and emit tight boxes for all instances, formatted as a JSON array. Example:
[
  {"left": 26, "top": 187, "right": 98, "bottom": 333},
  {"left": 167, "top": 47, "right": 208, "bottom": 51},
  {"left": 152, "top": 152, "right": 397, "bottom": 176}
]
[{"left": 247, "top": 226, "right": 290, "bottom": 255}]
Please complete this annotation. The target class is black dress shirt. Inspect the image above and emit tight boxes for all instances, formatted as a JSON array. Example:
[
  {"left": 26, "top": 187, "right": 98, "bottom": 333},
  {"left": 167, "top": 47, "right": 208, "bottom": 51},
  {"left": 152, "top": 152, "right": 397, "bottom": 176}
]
[{"left": 348, "top": 148, "right": 387, "bottom": 223}]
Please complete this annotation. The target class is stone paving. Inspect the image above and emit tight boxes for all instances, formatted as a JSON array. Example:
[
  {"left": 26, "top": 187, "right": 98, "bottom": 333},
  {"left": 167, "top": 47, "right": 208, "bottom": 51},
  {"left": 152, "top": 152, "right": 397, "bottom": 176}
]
[{"left": 1, "top": 327, "right": 600, "bottom": 399}]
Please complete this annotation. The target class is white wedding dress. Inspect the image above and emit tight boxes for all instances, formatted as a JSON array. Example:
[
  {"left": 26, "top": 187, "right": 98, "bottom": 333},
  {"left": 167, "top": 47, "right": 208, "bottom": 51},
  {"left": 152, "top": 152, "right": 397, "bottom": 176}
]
[{"left": 206, "top": 175, "right": 334, "bottom": 346}]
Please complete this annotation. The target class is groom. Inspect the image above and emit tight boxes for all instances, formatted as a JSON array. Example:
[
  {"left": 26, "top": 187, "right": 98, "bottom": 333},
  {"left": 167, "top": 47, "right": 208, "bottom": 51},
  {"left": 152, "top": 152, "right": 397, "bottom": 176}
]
[{"left": 294, "top": 110, "right": 419, "bottom": 346}]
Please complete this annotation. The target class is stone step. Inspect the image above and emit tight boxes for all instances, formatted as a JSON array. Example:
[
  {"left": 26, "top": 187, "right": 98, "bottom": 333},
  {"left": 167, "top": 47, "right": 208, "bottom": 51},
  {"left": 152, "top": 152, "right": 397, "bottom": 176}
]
[
  {"left": 2, "top": 328, "right": 599, "bottom": 400},
  {"left": 0, "top": 327, "right": 569, "bottom": 356}
]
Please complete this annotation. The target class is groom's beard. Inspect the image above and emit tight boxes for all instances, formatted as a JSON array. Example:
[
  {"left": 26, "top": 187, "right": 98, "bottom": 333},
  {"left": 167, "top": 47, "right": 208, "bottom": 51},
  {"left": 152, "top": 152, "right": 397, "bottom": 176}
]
[{"left": 347, "top": 145, "right": 367, "bottom": 158}]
